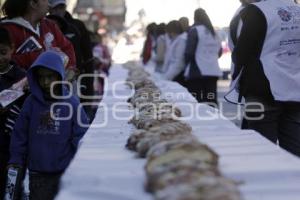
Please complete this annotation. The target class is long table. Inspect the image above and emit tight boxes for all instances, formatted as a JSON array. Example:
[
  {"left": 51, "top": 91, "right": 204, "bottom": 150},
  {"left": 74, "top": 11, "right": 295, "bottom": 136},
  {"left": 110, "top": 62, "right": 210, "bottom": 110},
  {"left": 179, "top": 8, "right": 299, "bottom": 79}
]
[{"left": 56, "top": 64, "right": 300, "bottom": 200}]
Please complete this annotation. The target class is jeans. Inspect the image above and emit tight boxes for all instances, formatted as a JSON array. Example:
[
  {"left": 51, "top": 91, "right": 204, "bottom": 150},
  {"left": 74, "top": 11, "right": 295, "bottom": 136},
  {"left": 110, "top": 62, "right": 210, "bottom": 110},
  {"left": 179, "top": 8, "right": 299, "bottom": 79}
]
[
  {"left": 29, "top": 172, "right": 62, "bottom": 200},
  {"left": 245, "top": 98, "right": 300, "bottom": 157}
]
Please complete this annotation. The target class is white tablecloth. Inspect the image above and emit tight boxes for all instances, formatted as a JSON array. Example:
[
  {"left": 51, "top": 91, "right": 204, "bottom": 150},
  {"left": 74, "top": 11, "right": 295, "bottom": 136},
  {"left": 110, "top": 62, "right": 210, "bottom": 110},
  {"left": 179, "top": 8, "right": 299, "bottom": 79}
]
[{"left": 56, "top": 65, "right": 300, "bottom": 200}]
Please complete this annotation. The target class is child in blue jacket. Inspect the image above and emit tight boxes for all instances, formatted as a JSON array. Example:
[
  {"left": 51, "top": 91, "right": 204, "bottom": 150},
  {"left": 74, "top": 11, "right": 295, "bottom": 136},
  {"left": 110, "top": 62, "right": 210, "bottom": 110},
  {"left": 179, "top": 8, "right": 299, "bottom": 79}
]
[{"left": 8, "top": 50, "right": 89, "bottom": 200}]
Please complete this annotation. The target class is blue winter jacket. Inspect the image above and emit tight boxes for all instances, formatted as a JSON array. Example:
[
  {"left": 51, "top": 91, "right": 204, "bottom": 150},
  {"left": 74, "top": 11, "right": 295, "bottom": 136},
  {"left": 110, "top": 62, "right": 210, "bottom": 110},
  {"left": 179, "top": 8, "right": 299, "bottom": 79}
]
[{"left": 9, "top": 50, "right": 89, "bottom": 173}]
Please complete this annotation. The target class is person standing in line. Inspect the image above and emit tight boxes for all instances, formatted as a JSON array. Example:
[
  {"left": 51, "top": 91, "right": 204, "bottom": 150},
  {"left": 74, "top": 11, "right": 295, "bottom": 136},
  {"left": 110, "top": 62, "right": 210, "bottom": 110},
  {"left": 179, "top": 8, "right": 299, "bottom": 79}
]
[
  {"left": 48, "top": 0, "right": 94, "bottom": 69},
  {"left": 92, "top": 33, "right": 111, "bottom": 76},
  {"left": 0, "top": 0, "right": 76, "bottom": 81},
  {"left": 154, "top": 23, "right": 167, "bottom": 73},
  {"left": 163, "top": 20, "right": 187, "bottom": 86},
  {"left": 233, "top": 0, "right": 300, "bottom": 157},
  {"left": 91, "top": 33, "right": 111, "bottom": 98},
  {"left": 179, "top": 17, "right": 190, "bottom": 32},
  {"left": 141, "top": 23, "right": 157, "bottom": 65},
  {"left": 229, "top": 0, "right": 262, "bottom": 78},
  {"left": 8, "top": 51, "right": 88, "bottom": 200},
  {"left": 0, "top": 26, "right": 27, "bottom": 200},
  {"left": 46, "top": 14, "right": 83, "bottom": 72},
  {"left": 48, "top": 0, "right": 97, "bottom": 122},
  {"left": 229, "top": 0, "right": 260, "bottom": 52},
  {"left": 184, "top": 8, "right": 222, "bottom": 106},
  {"left": 226, "top": 0, "right": 261, "bottom": 129}
]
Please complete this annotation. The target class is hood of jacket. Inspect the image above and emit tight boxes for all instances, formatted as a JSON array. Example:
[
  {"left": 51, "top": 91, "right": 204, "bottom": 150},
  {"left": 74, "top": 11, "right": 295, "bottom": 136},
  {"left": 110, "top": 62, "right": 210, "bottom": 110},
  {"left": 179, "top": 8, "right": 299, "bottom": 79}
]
[
  {"left": 27, "top": 50, "right": 66, "bottom": 103},
  {"left": 1, "top": 17, "right": 44, "bottom": 36}
]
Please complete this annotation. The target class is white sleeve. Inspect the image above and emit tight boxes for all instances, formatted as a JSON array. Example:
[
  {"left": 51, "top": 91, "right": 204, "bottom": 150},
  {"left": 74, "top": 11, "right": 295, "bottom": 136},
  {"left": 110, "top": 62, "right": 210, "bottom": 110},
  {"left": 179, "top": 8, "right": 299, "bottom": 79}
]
[{"left": 163, "top": 38, "right": 186, "bottom": 80}]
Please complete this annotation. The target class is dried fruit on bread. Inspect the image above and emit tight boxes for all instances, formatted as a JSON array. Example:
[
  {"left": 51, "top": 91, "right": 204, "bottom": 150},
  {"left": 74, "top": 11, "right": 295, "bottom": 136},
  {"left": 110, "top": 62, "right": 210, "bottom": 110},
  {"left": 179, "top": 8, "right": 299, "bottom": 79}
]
[
  {"left": 146, "top": 157, "right": 218, "bottom": 178},
  {"left": 126, "top": 121, "right": 192, "bottom": 151},
  {"left": 147, "top": 122, "right": 192, "bottom": 138},
  {"left": 146, "top": 166, "right": 220, "bottom": 192},
  {"left": 146, "top": 137, "right": 201, "bottom": 160},
  {"left": 136, "top": 133, "right": 193, "bottom": 158},
  {"left": 145, "top": 144, "right": 218, "bottom": 174},
  {"left": 154, "top": 176, "right": 243, "bottom": 200},
  {"left": 126, "top": 129, "right": 148, "bottom": 151},
  {"left": 130, "top": 116, "right": 177, "bottom": 129}
]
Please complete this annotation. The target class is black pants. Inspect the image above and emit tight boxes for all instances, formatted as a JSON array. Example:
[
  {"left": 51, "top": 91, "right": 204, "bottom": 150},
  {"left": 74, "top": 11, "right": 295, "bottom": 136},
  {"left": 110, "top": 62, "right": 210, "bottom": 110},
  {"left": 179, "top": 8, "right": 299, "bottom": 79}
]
[
  {"left": 185, "top": 77, "right": 218, "bottom": 106},
  {"left": 29, "top": 172, "right": 62, "bottom": 200},
  {"left": 245, "top": 99, "right": 300, "bottom": 157},
  {"left": 0, "top": 152, "right": 9, "bottom": 199},
  {"left": 78, "top": 70, "right": 97, "bottom": 122}
]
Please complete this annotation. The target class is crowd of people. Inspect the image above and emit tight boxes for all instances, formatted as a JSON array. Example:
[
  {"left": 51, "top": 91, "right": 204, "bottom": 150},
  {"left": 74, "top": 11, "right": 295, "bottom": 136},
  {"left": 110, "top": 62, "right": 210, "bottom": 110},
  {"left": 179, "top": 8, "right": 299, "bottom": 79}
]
[
  {"left": 0, "top": 0, "right": 111, "bottom": 199},
  {"left": 1, "top": 0, "right": 300, "bottom": 199},
  {"left": 142, "top": 0, "right": 300, "bottom": 158},
  {"left": 142, "top": 8, "right": 222, "bottom": 106}
]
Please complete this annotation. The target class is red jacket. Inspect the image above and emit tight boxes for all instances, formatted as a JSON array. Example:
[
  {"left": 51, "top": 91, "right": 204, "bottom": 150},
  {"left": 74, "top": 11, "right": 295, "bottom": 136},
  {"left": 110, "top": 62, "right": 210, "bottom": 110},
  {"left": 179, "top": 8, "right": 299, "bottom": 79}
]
[
  {"left": 1, "top": 17, "right": 76, "bottom": 70},
  {"left": 142, "top": 34, "right": 153, "bottom": 65}
]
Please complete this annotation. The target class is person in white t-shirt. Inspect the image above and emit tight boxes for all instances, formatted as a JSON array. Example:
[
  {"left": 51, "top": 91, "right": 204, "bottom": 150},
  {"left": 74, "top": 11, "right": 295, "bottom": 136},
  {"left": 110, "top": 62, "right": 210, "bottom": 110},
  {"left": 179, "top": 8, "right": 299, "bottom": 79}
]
[{"left": 162, "top": 20, "right": 187, "bottom": 86}]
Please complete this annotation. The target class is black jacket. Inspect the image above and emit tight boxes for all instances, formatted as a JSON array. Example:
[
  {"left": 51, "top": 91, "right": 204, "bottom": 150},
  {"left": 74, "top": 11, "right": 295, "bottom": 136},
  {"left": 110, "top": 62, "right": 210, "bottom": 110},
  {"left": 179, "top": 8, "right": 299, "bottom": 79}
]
[
  {"left": 184, "top": 26, "right": 202, "bottom": 79},
  {"left": 47, "top": 15, "right": 83, "bottom": 69},
  {"left": 64, "top": 12, "right": 94, "bottom": 98},
  {"left": 0, "top": 62, "right": 26, "bottom": 154},
  {"left": 64, "top": 12, "right": 93, "bottom": 64},
  {"left": 233, "top": 4, "right": 274, "bottom": 102}
]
